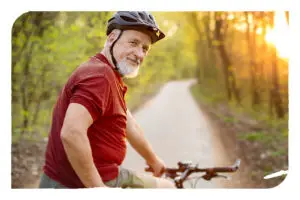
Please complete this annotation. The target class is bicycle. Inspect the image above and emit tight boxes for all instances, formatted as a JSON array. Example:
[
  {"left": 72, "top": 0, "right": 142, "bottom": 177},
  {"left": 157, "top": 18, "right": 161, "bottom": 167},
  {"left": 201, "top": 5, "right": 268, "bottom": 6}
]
[{"left": 145, "top": 159, "right": 241, "bottom": 188}]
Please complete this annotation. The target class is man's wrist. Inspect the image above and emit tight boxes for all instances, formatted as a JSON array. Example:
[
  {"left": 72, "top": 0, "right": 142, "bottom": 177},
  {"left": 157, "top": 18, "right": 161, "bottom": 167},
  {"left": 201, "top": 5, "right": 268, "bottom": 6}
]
[{"left": 146, "top": 154, "right": 159, "bottom": 166}]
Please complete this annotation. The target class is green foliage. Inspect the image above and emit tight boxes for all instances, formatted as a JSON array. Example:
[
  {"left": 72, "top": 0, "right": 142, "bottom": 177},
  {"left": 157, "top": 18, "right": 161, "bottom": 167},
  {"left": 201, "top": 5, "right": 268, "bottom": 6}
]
[
  {"left": 12, "top": 11, "right": 288, "bottom": 145},
  {"left": 271, "top": 148, "right": 286, "bottom": 158},
  {"left": 223, "top": 116, "right": 237, "bottom": 123},
  {"left": 187, "top": 11, "right": 288, "bottom": 157},
  {"left": 239, "top": 131, "right": 265, "bottom": 142},
  {"left": 282, "top": 129, "right": 288, "bottom": 138},
  {"left": 12, "top": 12, "right": 112, "bottom": 140},
  {"left": 190, "top": 82, "right": 226, "bottom": 106},
  {"left": 237, "top": 131, "right": 277, "bottom": 145},
  {"left": 263, "top": 165, "right": 274, "bottom": 174},
  {"left": 12, "top": 12, "right": 198, "bottom": 142}
]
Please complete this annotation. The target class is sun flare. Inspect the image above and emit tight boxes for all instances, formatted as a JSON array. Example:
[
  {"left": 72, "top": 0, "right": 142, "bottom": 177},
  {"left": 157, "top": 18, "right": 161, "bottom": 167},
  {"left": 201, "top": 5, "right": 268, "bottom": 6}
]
[{"left": 265, "top": 12, "right": 290, "bottom": 59}]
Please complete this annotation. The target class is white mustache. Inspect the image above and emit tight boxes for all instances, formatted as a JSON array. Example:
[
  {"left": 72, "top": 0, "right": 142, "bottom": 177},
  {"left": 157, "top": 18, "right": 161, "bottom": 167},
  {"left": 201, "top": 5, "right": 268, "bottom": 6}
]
[{"left": 128, "top": 57, "right": 141, "bottom": 65}]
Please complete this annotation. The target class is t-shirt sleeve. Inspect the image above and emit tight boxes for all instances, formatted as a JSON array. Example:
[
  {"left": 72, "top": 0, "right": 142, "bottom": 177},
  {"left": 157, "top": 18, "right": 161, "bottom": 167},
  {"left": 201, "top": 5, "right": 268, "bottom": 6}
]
[{"left": 69, "top": 75, "right": 111, "bottom": 122}]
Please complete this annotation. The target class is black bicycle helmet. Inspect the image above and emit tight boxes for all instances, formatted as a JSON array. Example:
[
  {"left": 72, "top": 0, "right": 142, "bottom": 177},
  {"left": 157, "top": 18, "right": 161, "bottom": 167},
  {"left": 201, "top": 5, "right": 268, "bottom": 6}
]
[
  {"left": 106, "top": 11, "right": 165, "bottom": 76},
  {"left": 106, "top": 11, "right": 165, "bottom": 44}
]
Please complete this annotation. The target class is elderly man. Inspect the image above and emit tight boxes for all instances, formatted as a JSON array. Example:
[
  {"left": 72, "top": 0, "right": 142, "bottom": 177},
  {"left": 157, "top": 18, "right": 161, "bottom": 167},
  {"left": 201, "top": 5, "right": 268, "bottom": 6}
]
[{"left": 39, "top": 11, "right": 174, "bottom": 189}]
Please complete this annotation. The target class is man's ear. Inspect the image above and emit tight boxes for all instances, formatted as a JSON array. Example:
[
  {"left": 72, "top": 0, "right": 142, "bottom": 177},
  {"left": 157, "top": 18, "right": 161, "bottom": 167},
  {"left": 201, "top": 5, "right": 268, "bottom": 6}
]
[{"left": 107, "top": 30, "right": 119, "bottom": 46}]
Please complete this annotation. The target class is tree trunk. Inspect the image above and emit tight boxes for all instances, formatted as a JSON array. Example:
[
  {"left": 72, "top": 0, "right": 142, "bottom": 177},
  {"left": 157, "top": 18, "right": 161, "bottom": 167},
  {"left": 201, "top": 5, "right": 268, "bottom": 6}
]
[
  {"left": 214, "top": 12, "right": 240, "bottom": 104},
  {"left": 204, "top": 12, "right": 217, "bottom": 78},
  {"left": 21, "top": 46, "right": 33, "bottom": 134},
  {"left": 259, "top": 13, "right": 267, "bottom": 93},
  {"left": 269, "top": 12, "right": 285, "bottom": 118},
  {"left": 195, "top": 39, "right": 203, "bottom": 83},
  {"left": 17, "top": 12, "right": 56, "bottom": 134},
  {"left": 190, "top": 12, "right": 204, "bottom": 83},
  {"left": 245, "top": 12, "right": 260, "bottom": 109},
  {"left": 271, "top": 49, "right": 284, "bottom": 118},
  {"left": 32, "top": 63, "right": 49, "bottom": 126},
  {"left": 285, "top": 11, "right": 289, "bottom": 25}
]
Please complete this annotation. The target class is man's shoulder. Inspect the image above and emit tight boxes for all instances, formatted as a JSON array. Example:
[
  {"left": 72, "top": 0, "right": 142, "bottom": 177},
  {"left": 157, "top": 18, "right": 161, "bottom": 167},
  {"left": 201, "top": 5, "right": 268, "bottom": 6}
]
[{"left": 74, "top": 57, "right": 115, "bottom": 81}]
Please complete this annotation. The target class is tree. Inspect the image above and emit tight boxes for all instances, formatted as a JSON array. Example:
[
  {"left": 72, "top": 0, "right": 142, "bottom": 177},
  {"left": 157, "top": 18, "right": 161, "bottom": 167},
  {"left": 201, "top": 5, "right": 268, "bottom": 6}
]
[
  {"left": 214, "top": 12, "right": 240, "bottom": 104},
  {"left": 245, "top": 12, "right": 260, "bottom": 108},
  {"left": 267, "top": 12, "right": 285, "bottom": 118}
]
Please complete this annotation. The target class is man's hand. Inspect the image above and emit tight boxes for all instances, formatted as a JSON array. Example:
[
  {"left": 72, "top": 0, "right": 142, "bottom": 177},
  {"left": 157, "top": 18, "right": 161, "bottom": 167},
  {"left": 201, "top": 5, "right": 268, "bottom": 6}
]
[{"left": 146, "top": 156, "right": 166, "bottom": 177}]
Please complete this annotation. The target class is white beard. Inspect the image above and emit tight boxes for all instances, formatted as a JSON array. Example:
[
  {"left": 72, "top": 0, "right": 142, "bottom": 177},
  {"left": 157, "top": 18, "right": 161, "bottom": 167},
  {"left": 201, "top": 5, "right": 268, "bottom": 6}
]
[{"left": 117, "top": 58, "right": 140, "bottom": 78}]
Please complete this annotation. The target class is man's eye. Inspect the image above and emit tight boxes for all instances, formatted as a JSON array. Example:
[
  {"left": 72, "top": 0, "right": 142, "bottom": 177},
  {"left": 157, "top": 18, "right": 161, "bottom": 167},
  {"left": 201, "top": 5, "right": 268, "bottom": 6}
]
[
  {"left": 143, "top": 48, "right": 149, "bottom": 53},
  {"left": 130, "top": 41, "right": 137, "bottom": 45}
]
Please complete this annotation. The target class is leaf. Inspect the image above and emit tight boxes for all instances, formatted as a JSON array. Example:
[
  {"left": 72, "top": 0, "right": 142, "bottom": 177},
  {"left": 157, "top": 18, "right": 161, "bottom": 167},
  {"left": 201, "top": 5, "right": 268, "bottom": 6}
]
[{"left": 22, "top": 110, "right": 29, "bottom": 118}]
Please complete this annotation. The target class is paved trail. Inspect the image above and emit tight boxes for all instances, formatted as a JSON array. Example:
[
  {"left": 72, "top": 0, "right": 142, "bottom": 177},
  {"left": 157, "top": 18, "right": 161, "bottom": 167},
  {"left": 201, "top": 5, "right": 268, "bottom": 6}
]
[{"left": 122, "top": 79, "right": 220, "bottom": 188}]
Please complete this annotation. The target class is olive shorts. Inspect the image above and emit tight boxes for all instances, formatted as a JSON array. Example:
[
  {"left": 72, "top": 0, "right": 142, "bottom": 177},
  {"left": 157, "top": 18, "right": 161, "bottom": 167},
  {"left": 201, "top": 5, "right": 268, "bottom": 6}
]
[{"left": 39, "top": 167, "right": 157, "bottom": 189}]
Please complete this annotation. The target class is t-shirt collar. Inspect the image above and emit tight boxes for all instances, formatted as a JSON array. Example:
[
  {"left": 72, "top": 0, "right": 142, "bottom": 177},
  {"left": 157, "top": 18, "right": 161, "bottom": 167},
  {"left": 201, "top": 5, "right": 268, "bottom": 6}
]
[{"left": 94, "top": 53, "right": 127, "bottom": 92}]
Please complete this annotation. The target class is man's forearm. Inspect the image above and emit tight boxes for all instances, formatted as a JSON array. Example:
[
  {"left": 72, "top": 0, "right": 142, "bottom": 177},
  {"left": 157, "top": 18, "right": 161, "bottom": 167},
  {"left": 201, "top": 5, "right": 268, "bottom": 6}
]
[
  {"left": 127, "top": 128, "right": 158, "bottom": 163},
  {"left": 61, "top": 129, "right": 106, "bottom": 188}
]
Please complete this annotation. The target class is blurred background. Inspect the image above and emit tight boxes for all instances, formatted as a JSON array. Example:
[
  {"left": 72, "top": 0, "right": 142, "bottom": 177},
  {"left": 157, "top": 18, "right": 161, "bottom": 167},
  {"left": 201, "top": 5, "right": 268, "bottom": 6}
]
[{"left": 11, "top": 11, "right": 288, "bottom": 188}]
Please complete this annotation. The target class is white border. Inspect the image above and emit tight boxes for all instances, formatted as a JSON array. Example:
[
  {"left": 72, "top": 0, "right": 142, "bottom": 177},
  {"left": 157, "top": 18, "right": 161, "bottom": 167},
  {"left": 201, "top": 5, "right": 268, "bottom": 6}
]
[{"left": 3, "top": 0, "right": 299, "bottom": 199}]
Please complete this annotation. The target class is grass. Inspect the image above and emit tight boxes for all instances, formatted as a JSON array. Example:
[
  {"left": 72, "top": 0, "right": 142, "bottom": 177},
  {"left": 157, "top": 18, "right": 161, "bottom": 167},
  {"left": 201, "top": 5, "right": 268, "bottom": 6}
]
[
  {"left": 237, "top": 131, "right": 273, "bottom": 144},
  {"left": 271, "top": 148, "right": 287, "bottom": 158},
  {"left": 190, "top": 81, "right": 288, "bottom": 187},
  {"left": 12, "top": 130, "right": 46, "bottom": 144},
  {"left": 190, "top": 81, "right": 288, "bottom": 156},
  {"left": 190, "top": 81, "right": 226, "bottom": 106},
  {"left": 12, "top": 130, "right": 22, "bottom": 144},
  {"left": 223, "top": 116, "right": 237, "bottom": 123},
  {"left": 12, "top": 124, "right": 51, "bottom": 144},
  {"left": 190, "top": 82, "right": 288, "bottom": 133}
]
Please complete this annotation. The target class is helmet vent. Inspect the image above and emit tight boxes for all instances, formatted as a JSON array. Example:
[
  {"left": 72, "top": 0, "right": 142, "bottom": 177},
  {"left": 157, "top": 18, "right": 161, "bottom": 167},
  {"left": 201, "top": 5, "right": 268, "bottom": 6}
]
[
  {"left": 138, "top": 12, "right": 146, "bottom": 20},
  {"left": 120, "top": 16, "right": 138, "bottom": 23},
  {"left": 149, "top": 14, "right": 154, "bottom": 21}
]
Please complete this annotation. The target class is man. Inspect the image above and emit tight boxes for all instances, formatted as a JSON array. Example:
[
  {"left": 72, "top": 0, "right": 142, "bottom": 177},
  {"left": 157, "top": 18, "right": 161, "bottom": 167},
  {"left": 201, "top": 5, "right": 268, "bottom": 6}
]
[{"left": 39, "top": 11, "right": 174, "bottom": 188}]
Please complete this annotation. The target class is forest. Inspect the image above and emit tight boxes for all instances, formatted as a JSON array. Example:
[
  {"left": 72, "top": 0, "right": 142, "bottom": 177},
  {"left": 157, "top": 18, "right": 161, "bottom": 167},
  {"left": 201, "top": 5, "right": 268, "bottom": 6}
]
[{"left": 12, "top": 11, "right": 289, "bottom": 188}]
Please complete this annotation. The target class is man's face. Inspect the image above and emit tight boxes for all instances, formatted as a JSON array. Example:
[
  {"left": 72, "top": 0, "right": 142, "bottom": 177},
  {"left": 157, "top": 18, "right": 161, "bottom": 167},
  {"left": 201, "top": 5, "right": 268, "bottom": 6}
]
[{"left": 111, "top": 30, "right": 152, "bottom": 78}]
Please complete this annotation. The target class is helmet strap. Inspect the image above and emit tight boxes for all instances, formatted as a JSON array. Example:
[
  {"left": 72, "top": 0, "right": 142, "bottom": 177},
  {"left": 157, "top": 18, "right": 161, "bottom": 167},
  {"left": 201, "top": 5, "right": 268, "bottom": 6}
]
[{"left": 110, "top": 30, "right": 123, "bottom": 75}]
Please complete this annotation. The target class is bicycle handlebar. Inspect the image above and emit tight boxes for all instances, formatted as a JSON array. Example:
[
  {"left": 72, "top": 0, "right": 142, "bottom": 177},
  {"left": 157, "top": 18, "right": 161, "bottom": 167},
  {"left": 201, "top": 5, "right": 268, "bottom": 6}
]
[{"left": 145, "top": 159, "right": 241, "bottom": 188}]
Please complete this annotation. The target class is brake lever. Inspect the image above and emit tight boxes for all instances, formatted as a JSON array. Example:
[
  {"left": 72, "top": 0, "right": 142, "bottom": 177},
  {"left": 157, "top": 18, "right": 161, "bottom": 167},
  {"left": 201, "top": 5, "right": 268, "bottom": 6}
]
[
  {"left": 174, "top": 176, "right": 184, "bottom": 188},
  {"left": 202, "top": 172, "right": 230, "bottom": 180},
  {"left": 173, "top": 168, "right": 191, "bottom": 188},
  {"left": 180, "top": 169, "right": 190, "bottom": 181},
  {"left": 174, "top": 176, "right": 181, "bottom": 183},
  {"left": 215, "top": 174, "right": 231, "bottom": 180}
]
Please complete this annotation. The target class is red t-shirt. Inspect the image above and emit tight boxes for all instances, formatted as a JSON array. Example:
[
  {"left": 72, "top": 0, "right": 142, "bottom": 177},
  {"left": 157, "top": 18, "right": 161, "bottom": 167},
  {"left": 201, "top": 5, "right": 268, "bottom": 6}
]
[{"left": 43, "top": 53, "right": 128, "bottom": 188}]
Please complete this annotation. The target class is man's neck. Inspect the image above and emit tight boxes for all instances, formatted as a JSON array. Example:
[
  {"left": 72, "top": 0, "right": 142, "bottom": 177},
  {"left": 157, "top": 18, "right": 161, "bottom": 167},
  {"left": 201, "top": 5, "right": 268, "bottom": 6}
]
[{"left": 101, "top": 48, "right": 116, "bottom": 69}]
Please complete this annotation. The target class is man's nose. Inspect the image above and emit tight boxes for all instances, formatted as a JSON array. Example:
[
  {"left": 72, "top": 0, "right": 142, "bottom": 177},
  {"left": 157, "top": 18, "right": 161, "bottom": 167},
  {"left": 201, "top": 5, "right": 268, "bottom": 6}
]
[{"left": 135, "top": 47, "right": 146, "bottom": 61}]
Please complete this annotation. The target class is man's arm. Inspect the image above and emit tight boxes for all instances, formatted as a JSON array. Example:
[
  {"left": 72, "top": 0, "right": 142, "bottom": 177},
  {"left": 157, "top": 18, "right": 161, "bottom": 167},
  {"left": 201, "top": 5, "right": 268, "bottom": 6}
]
[
  {"left": 60, "top": 103, "right": 106, "bottom": 188},
  {"left": 125, "top": 109, "right": 165, "bottom": 177}
]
